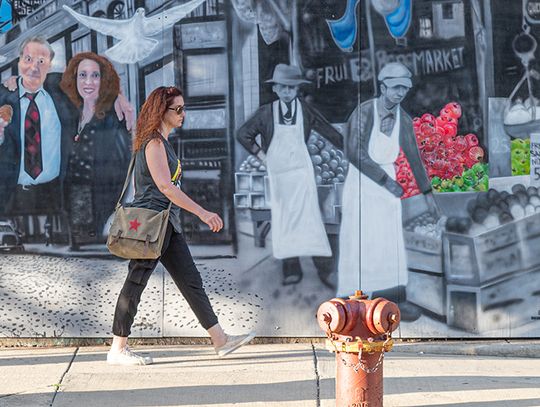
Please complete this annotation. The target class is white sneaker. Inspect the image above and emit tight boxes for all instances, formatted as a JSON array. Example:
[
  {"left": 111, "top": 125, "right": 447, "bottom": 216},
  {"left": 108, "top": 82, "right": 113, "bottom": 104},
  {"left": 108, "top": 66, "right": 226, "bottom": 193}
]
[
  {"left": 107, "top": 346, "right": 153, "bottom": 366},
  {"left": 215, "top": 332, "right": 256, "bottom": 358}
]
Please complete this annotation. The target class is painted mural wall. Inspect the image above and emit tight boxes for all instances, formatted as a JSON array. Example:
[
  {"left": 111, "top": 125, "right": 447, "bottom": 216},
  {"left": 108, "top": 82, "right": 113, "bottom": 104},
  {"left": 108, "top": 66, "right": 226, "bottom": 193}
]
[
  {"left": 0, "top": 0, "right": 537, "bottom": 339},
  {"left": 360, "top": 0, "right": 540, "bottom": 338},
  {"left": 0, "top": 0, "right": 358, "bottom": 338}
]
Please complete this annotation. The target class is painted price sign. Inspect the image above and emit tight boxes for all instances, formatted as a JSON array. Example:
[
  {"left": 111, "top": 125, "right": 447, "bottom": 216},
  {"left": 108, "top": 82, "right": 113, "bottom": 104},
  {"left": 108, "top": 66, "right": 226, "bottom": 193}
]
[{"left": 530, "top": 133, "right": 540, "bottom": 185}]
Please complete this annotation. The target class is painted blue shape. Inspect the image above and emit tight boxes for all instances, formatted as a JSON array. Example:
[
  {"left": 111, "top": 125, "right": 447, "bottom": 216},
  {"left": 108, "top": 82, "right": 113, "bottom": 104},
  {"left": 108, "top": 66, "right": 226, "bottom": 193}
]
[
  {"left": 0, "top": 0, "right": 12, "bottom": 33},
  {"left": 386, "top": 0, "right": 408, "bottom": 26},
  {"left": 387, "top": 11, "right": 410, "bottom": 37},
  {"left": 385, "top": 0, "right": 411, "bottom": 38},
  {"left": 326, "top": 0, "right": 360, "bottom": 52}
]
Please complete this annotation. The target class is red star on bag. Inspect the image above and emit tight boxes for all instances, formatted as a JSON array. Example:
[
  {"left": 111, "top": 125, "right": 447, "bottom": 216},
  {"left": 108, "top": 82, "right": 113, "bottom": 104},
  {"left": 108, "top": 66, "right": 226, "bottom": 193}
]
[{"left": 129, "top": 218, "right": 141, "bottom": 231}]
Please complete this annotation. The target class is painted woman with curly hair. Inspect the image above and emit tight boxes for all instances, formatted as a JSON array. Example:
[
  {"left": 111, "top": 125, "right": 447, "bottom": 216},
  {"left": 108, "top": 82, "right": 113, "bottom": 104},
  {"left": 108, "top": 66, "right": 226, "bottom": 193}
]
[
  {"left": 60, "top": 52, "right": 131, "bottom": 249},
  {"left": 107, "top": 86, "right": 255, "bottom": 365}
]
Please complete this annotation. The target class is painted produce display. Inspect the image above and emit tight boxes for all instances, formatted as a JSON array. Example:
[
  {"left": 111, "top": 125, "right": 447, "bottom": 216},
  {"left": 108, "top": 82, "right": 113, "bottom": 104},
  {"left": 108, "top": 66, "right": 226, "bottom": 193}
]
[
  {"left": 511, "top": 138, "right": 530, "bottom": 176},
  {"left": 308, "top": 134, "right": 349, "bottom": 185},
  {"left": 413, "top": 103, "right": 488, "bottom": 193}
]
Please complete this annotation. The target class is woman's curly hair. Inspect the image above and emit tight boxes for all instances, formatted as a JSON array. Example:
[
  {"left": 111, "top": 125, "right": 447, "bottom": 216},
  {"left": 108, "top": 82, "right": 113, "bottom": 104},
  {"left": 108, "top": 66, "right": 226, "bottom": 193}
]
[
  {"left": 59, "top": 52, "right": 120, "bottom": 120},
  {"left": 133, "top": 86, "right": 183, "bottom": 152}
]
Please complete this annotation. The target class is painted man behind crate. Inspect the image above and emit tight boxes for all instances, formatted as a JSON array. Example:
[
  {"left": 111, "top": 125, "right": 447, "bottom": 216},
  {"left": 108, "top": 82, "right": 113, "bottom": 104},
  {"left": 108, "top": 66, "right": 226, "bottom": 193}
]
[
  {"left": 237, "top": 64, "right": 344, "bottom": 288},
  {"left": 345, "top": 62, "right": 438, "bottom": 318}
]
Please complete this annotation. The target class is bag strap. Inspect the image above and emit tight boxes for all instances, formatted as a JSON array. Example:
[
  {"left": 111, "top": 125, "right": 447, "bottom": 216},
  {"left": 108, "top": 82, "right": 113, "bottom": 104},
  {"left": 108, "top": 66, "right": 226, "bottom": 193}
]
[
  {"left": 116, "top": 155, "right": 136, "bottom": 210},
  {"left": 115, "top": 152, "right": 181, "bottom": 212}
]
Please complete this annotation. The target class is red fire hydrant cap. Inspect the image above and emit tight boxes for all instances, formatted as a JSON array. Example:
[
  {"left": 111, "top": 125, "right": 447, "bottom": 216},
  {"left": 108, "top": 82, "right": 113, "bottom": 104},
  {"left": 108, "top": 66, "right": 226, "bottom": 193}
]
[
  {"left": 372, "top": 301, "right": 401, "bottom": 334},
  {"left": 317, "top": 300, "right": 347, "bottom": 333}
]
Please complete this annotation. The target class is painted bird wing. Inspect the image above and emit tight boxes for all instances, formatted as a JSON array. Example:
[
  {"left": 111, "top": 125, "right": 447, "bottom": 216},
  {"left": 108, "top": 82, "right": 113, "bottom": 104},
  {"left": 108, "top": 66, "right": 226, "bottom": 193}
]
[
  {"left": 143, "top": 0, "right": 207, "bottom": 36},
  {"left": 62, "top": 5, "right": 132, "bottom": 39},
  {"left": 105, "top": 37, "right": 159, "bottom": 64}
]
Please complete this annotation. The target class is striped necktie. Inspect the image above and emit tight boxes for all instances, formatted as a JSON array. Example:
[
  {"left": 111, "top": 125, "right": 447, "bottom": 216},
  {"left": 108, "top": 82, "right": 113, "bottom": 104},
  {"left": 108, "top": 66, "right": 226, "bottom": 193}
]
[{"left": 23, "top": 92, "right": 42, "bottom": 179}]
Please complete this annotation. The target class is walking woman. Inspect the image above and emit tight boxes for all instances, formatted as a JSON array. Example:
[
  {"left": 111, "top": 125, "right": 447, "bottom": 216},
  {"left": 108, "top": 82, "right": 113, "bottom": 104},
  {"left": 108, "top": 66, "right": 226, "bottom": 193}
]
[{"left": 107, "top": 86, "right": 255, "bottom": 365}]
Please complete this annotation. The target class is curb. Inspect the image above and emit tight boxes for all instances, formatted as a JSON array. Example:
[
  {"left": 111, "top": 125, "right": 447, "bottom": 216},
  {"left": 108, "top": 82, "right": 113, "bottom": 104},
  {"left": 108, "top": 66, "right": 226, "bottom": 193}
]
[{"left": 393, "top": 340, "right": 540, "bottom": 358}]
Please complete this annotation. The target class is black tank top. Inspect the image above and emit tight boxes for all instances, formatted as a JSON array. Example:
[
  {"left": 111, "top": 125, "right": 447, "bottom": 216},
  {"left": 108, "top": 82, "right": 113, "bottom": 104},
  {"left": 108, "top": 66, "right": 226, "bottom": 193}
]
[{"left": 130, "top": 133, "right": 182, "bottom": 233}]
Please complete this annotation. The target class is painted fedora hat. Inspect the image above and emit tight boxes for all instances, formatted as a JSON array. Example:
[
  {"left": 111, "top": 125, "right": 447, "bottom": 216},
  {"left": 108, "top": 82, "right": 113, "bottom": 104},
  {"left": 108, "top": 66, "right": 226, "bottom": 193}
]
[{"left": 265, "top": 64, "right": 311, "bottom": 85}]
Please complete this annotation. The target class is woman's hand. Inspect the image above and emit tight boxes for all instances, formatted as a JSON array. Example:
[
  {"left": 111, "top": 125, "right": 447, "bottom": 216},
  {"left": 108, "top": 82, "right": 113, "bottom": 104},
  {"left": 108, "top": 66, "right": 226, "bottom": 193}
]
[
  {"left": 199, "top": 210, "right": 223, "bottom": 233},
  {"left": 146, "top": 140, "right": 224, "bottom": 230},
  {"left": 114, "top": 93, "right": 136, "bottom": 131},
  {"left": 3, "top": 76, "right": 17, "bottom": 92}
]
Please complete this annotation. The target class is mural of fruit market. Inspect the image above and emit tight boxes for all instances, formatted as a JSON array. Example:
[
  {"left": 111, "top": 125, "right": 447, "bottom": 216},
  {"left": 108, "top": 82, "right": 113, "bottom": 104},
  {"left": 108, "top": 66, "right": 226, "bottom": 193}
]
[
  {"left": 0, "top": 0, "right": 539, "bottom": 340},
  {"left": 359, "top": 0, "right": 540, "bottom": 338}
]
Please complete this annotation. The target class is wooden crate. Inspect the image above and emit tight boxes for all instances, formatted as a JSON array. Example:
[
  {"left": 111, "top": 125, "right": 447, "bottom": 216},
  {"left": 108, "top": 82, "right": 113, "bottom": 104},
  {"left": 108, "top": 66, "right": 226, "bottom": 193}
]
[
  {"left": 235, "top": 172, "right": 250, "bottom": 192},
  {"left": 235, "top": 172, "right": 267, "bottom": 193},
  {"left": 249, "top": 193, "right": 268, "bottom": 209},
  {"left": 403, "top": 231, "right": 443, "bottom": 274},
  {"left": 233, "top": 193, "right": 249, "bottom": 208},
  {"left": 250, "top": 173, "right": 266, "bottom": 192},
  {"left": 515, "top": 212, "right": 540, "bottom": 269},
  {"left": 406, "top": 270, "right": 446, "bottom": 317},
  {"left": 446, "top": 269, "right": 540, "bottom": 334},
  {"left": 443, "top": 222, "right": 522, "bottom": 285}
]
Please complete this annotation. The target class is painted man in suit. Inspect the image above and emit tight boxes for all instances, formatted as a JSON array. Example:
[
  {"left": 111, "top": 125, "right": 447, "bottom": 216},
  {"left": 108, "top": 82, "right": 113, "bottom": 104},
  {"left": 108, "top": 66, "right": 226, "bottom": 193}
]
[
  {"left": 237, "top": 63, "right": 343, "bottom": 288},
  {"left": 0, "top": 36, "right": 77, "bottom": 221}
]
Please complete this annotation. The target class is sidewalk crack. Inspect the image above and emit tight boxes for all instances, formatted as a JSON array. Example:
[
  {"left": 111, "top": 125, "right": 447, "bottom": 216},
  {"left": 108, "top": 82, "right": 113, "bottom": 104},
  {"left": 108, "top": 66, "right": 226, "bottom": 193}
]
[
  {"left": 0, "top": 391, "right": 25, "bottom": 399},
  {"left": 311, "top": 341, "right": 321, "bottom": 407},
  {"left": 50, "top": 347, "right": 79, "bottom": 406}
]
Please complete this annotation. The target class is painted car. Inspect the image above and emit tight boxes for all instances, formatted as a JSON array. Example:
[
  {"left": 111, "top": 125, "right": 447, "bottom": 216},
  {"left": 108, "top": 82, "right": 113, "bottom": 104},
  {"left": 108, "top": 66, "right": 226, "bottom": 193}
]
[{"left": 0, "top": 222, "right": 24, "bottom": 252}]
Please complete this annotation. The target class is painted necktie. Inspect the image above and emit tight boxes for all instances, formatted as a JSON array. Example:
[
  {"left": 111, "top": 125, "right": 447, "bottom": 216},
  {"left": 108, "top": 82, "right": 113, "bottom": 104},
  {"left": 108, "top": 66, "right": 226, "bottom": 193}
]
[
  {"left": 283, "top": 102, "right": 292, "bottom": 120},
  {"left": 24, "top": 92, "right": 42, "bottom": 179}
]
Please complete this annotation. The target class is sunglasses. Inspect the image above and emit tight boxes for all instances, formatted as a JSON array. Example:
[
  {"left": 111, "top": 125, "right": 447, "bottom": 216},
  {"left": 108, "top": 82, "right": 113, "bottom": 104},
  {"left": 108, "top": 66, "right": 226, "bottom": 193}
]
[{"left": 168, "top": 105, "right": 185, "bottom": 115}]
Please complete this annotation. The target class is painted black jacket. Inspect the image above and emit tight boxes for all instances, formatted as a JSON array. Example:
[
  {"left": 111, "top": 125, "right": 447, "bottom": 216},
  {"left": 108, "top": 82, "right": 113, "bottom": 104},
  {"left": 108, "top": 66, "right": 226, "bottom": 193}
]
[
  {"left": 236, "top": 98, "right": 344, "bottom": 155},
  {"left": 0, "top": 73, "right": 77, "bottom": 214}
]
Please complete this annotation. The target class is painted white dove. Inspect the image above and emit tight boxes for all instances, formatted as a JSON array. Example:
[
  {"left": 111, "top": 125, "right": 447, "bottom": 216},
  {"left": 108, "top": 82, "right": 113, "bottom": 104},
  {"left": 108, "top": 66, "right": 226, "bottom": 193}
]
[{"left": 62, "top": 0, "right": 207, "bottom": 64}]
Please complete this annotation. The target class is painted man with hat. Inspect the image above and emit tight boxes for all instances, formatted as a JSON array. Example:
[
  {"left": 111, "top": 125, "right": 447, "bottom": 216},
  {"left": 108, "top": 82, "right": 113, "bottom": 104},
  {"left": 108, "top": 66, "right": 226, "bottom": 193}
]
[
  {"left": 336, "top": 61, "right": 437, "bottom": 320},
  {"left": 237, "top": 63, "right": 343, "bottom": 287}
]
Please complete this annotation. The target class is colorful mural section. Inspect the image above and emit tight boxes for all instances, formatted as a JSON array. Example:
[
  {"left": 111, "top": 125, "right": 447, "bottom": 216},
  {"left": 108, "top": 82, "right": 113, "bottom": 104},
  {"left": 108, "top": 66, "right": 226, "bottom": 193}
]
[{"left": 360, "top": 0, "right": 540, "bottom": 337}]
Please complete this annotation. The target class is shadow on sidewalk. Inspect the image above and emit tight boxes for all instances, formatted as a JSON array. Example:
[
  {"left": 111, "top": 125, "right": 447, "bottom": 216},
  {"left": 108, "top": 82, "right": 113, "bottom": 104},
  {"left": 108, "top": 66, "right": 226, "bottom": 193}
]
[
  {"left": 384, "top": 376, "right": 540, "bottom": 394},
  {"left": 7, "top": 380, "right": 331, "bottom": 405},
  {"left": 415, "top": 399, "right": 540, "bottom": 407}
]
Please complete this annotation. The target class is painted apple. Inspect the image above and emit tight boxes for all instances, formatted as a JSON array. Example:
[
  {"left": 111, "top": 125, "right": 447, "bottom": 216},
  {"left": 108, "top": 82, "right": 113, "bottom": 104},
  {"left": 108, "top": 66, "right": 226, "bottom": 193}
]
[{"left": 465, "top": 133, "right": 479, "bottom": 147}]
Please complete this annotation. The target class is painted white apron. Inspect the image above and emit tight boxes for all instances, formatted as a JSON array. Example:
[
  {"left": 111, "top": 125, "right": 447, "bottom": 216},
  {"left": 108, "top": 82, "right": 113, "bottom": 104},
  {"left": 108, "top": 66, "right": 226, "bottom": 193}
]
[
  {"left": 336, "top": 165, "right": 360, "bottom": 296},
  {"left": 266, "top": 100, "right": 331, "bottom": 259},
  {"left": 337, "top": 99, "right": 407, "bottom": 296}
]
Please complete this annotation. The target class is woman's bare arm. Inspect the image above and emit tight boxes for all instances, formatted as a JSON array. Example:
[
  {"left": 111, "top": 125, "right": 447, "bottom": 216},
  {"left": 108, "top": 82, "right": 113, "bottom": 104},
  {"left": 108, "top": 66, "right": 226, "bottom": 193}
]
[{"left": 145, "top": 139, "right": 223, "bottom": 232}]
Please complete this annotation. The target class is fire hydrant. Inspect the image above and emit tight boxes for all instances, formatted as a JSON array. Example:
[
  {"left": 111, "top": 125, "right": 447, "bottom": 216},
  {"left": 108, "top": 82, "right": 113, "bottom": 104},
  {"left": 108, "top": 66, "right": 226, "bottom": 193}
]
[{"left": 317, "top": 290, "right": 400, "bottom": 407}]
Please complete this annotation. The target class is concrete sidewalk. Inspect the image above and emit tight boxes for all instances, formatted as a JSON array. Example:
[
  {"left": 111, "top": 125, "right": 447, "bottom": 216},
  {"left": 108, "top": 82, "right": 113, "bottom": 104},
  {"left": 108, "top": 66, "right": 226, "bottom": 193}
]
[{"left": 1, "top": 343, "right": 540, "bottom": 407}]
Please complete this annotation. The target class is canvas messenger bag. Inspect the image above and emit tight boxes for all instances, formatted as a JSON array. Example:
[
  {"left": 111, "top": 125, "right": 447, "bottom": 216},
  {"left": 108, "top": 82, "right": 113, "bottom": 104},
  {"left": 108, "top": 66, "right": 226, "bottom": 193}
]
[{"left": 107, "top": 154, "right": 177, "bottom": 259}]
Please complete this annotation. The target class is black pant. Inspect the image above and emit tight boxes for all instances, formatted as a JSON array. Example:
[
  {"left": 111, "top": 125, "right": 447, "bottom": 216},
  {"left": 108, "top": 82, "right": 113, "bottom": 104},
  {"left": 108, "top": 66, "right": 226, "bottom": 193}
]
[
  {"left": 9, "top": 179, "right": 62, "bottom": 215},
  {"left": 112, "top": 223, "right": 219, "bottom": 337}
]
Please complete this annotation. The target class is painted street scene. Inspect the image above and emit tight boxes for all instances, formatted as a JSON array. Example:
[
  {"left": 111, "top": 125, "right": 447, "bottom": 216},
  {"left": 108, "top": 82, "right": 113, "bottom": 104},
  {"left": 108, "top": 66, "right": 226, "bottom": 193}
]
[{"left": 0, "top": 0, "right": 538, "bottom": 343}]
